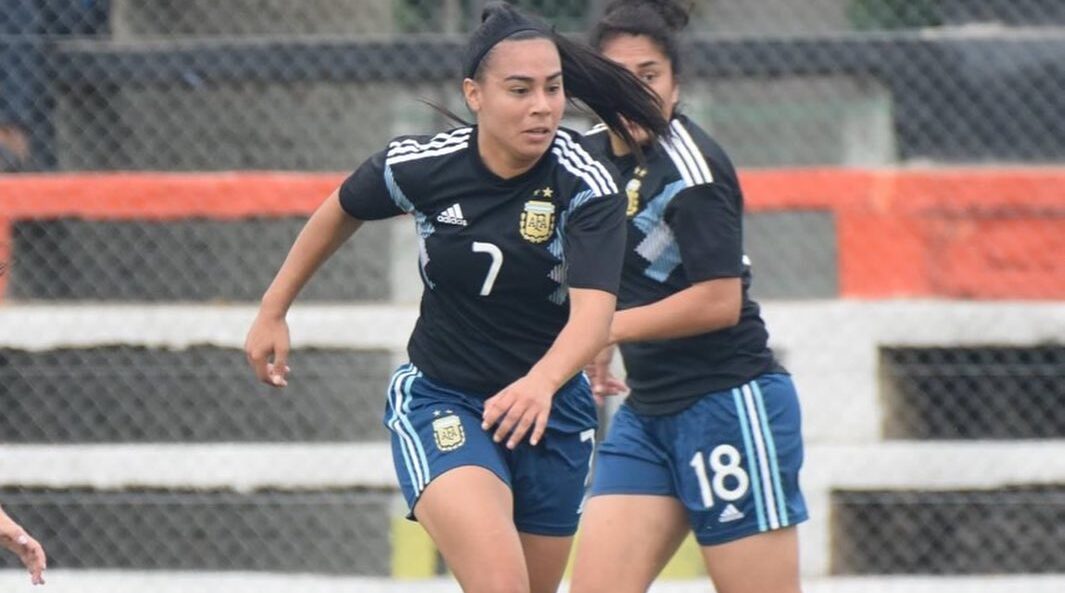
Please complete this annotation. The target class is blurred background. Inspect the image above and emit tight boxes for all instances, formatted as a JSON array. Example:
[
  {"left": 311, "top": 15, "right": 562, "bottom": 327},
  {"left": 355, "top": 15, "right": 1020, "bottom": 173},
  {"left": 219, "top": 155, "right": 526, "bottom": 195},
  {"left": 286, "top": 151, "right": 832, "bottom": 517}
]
[{"left": 1, "top": 0, "right": 1063, "bottom": 591}]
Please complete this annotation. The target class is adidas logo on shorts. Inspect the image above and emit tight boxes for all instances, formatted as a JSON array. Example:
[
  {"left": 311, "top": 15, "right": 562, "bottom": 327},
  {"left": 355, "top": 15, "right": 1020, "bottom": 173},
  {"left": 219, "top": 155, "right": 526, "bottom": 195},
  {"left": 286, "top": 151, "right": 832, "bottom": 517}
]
[
  {"left": 718, "top": 503, "right": 745, "bottom": 523},
  {"left": 437, "top": 203, "right": 468, "bottom": 226}
]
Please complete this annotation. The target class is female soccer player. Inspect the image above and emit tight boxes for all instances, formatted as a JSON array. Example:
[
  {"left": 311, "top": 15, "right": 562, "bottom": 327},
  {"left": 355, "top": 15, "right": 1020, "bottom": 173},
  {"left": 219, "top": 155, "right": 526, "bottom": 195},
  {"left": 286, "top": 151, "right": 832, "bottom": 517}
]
[
  {"left": 244, "top": 3, "right": 666, "bottom": 592},
  {"left": 572, "top": 2, "right": 807, "bottom": 592},
  {"left": 0, "top": 504, "right": 46, "bottom": 585}
]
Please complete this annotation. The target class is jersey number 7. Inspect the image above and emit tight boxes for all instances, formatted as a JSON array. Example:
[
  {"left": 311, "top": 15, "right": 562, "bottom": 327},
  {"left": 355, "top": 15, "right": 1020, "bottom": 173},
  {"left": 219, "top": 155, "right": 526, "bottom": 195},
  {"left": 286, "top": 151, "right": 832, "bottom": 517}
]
[{"left": 471, "top": 241, "right": 504, "bottom": 296}]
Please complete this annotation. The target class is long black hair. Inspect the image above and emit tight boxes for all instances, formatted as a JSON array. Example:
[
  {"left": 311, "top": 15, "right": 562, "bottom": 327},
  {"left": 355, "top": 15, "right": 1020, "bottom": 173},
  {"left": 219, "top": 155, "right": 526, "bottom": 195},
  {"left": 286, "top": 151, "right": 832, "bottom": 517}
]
[
  {"left": 460, "top": 2, "right": 669, "bottom": 155},
  {"left": 591, "top": 0, "right": 693, "bottom": 76}
]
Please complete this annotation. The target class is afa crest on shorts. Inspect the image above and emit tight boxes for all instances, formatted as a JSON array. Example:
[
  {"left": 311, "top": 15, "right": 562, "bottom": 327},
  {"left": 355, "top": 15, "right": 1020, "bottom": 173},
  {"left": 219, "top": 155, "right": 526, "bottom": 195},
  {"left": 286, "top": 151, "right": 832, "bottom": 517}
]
[
  {"left": 520, "top": 187, "right": 556, "bottom": 243},
  {"left": 432, "top": 413, "right": 466, "bottom": 451}
]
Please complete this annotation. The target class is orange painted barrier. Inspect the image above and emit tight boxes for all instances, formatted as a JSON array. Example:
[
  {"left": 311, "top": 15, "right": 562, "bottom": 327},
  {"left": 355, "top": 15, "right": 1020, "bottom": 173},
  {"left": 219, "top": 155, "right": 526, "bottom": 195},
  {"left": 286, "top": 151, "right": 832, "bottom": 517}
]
[
  {"left": 1, "top": 168, "right": 1063, "bottom": 299},
  {"left": 739, "top": 168, "right": 1065, "bottom": 299}
]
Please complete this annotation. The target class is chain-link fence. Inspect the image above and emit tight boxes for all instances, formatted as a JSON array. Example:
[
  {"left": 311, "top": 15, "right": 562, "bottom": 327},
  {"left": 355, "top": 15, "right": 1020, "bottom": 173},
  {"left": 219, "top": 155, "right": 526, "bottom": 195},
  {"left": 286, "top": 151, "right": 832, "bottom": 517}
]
[
  {"left": 3, "top": 0, "right": 1065, "bottom": 172},
  {"left": 2, "top": 1, "right": 1065, "bottom": 590}
]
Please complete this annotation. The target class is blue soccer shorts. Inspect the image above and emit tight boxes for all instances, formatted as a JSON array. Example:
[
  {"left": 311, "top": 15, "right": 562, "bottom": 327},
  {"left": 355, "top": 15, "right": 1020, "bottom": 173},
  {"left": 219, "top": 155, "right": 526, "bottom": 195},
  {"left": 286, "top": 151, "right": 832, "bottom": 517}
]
[
  {"left": 384, "top": 363, "right": 598, "bottom": 536},
  {"left": 590, "top": 373, "right": 808, "bottom": 546}
]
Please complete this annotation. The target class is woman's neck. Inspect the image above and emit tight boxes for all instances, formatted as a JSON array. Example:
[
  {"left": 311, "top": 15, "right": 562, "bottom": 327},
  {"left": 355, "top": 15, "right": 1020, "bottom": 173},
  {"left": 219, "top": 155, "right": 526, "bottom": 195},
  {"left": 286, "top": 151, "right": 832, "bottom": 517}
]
[{"left": 478, "top": 128, "right": 538, "bottom": 179}]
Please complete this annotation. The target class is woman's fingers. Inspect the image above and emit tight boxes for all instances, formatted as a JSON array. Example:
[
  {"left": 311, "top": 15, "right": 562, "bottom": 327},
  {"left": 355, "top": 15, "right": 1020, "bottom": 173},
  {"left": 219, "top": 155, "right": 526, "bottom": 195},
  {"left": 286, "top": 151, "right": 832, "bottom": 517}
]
[
  {"left": 15, "top": 533, "right": 45, "bottom": 585},
  {"left": 481, "top": 392, "right": 511, "bottom": 431},
  {"left": 528, "top": 409, "right": 549, "bottom": 447},
  {"left": 505, "top": 411, "right": 538, "bottom": 449}
]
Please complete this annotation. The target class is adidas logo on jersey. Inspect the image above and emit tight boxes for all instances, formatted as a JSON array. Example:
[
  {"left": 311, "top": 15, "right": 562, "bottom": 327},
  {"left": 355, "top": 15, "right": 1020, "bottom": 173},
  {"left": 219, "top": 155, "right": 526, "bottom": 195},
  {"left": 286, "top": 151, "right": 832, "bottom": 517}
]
[
  {"left": 718, "top": 503, "right": 745, "bottom": 523},
  {"left": 437, "top": 204, "right": 468, "bottom": 226}
]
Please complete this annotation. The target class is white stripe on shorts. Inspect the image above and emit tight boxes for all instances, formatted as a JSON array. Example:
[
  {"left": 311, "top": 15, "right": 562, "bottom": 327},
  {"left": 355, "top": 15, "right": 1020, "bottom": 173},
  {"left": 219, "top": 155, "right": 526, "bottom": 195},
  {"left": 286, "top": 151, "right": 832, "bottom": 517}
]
[
  {"left": 742, "top": 382, "right": 780, "bottom": 530},
  {"left": 388, "top": 364, "right": 427, "bottom": 493},
  {"left": 752, "top": 379, "right": 790, "bottom": 526}
]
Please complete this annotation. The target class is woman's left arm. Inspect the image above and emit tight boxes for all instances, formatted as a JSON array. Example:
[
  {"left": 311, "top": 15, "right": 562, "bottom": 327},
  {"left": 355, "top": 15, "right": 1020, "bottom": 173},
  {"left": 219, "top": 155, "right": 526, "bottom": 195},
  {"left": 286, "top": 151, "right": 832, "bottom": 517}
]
[
  {"left": 611, "top": 178, "right": 745, "bottom": 344},
  {"left": 482, "top": 185, "right": 628, "bottom": 448},
  {"left": 482, "top": 288, "right": 616, "bottom": 448},
  {"left": 609, "top": 277, "right": 740, "bottom": 344},
  {"left": 528, "top": 287, "right": 617, "bottom": 388}
]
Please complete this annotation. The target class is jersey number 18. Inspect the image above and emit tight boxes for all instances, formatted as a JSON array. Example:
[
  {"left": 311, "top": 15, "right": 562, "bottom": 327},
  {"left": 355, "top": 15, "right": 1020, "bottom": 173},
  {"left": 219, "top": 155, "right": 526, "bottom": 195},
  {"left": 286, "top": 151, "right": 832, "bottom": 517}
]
[{"left": 689, "top": 444, "right": 750, "bottom": 509}]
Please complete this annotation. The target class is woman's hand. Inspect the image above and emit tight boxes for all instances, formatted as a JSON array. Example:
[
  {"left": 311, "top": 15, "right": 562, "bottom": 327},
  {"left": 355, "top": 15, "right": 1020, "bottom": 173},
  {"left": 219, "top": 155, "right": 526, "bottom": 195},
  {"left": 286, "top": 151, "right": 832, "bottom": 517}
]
[
  {"left": 0, "top": 517, "right": 46, "bottom": 585},
  {"left": 584, "top": 345, "right": 629, "bottom": 405},
  {"left": 482, "top": 372, "right": 556, "bottom": 449},
  {"left": 244, "top": 313, "right": 291, "bottom": 388},
  {"left": 243, "top": 191, "right": 364, "bottom": 389}
]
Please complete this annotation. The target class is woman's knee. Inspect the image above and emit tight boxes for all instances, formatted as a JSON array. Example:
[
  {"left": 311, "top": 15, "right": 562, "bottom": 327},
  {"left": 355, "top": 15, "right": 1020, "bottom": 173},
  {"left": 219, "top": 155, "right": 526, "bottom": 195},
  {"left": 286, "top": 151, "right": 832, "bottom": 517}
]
[{"left": 466, "top": 567, "right": 530, "bottom": 593}]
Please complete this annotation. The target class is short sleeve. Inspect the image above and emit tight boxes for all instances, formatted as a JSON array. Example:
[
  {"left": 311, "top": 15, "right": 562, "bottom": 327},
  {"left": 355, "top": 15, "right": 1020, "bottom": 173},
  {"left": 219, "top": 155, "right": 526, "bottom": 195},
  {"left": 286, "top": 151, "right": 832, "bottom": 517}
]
[
  {"left": 564, "top": 192, "right": 627, "bottom": 293},
  {"left": 665, "top": 182, "right": 744, "bottom": 282},
  {"left": 338, "top": 149, "right": 406, "bottom": 220}
]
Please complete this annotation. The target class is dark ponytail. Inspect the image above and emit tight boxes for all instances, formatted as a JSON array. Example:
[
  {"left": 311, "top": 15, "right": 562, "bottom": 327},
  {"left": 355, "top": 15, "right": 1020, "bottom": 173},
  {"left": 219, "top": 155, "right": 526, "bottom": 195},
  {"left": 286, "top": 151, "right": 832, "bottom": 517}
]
[
  {"left": 462, "top": 2, "right": 669, "bottom": 155},
  {"left": 550, "top": 31, "right": 669, "bottom": 153},
  {"left": 592, "top": 0, "right": 693, "bottom": 76}
]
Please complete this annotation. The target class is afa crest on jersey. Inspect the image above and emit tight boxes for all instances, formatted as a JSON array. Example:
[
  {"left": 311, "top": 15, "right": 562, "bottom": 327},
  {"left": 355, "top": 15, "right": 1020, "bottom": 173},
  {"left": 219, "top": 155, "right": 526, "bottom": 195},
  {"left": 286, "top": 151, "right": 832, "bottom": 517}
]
[
  {"left": 520, "top": 193, "right": 556, "bottom": 243},
  {"left": 625, "top": 167, "right": 648, "bottom": 217},
  {"left": 432, "top": 413, "right": 466, "bottom": 451}
]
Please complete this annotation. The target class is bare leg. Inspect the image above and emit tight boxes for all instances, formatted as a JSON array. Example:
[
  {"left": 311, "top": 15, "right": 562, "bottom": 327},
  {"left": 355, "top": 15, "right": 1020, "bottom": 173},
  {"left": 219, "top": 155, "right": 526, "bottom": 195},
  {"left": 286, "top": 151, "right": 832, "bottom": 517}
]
[
  {"left": 520, "top": 532, "right": 573, "bottom": 593},
  {"left": 702, "top": 526, "right": 801, "bottom": 593},
  {"left": 569, "top": 495, "right": 690, "bottom": 593},
  {"left": 415, "top": 466, "right": 529, "bottom": 593}
]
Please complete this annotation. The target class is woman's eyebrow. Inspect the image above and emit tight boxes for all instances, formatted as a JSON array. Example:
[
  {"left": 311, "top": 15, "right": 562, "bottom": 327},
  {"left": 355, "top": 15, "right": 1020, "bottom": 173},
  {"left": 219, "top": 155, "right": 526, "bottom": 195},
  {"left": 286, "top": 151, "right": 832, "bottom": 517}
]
[{"left": 503, "top": 71, "right": 563, "bottom": 83}]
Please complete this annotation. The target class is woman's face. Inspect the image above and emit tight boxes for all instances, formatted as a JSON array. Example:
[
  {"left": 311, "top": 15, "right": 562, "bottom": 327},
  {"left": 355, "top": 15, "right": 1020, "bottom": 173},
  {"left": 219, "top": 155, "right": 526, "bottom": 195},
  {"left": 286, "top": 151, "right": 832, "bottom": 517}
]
[
  {"left": 464, "top": 37, "right": 565, "bottom": 174},
  {"left": 600, "top": 33, "right": 679, "bottom": 144}
]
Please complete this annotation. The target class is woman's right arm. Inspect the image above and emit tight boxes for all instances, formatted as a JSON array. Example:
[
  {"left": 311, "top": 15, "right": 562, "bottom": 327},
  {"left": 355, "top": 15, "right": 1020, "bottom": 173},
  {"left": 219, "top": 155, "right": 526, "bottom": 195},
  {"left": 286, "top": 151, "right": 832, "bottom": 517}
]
[{"left": 245, "top": 190, "right": 363, "bottom": 387}]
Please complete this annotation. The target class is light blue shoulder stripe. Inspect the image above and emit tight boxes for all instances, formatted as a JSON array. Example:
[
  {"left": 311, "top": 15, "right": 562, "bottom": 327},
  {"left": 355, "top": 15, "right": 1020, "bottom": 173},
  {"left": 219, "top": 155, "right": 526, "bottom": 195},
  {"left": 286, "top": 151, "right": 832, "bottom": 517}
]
[
  {"left": 383, "top": 163, "right": 415, "bottom": 213},
  {"left": 567, "top": 189, "right": 598, "bottom": 214}
]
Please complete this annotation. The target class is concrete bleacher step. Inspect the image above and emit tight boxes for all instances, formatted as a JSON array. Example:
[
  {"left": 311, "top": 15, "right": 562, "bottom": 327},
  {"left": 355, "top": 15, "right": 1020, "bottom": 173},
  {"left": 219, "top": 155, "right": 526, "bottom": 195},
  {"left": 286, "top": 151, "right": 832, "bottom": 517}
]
[
  {"left": 50, "top": 51, "right": 896, "bottom": 172},
  {"left": 3, "top": 301, "right": 1064, "bottom": 446},
  {"left": 53, "top": 71, "right": 429, "bottom": 172},
  {"left": 882, "top": 345, "right": 1065, "bottom": 439},
  {"left": 0, "top": 345, "right": 393, "bottom": 442},
  {"left": 53, "top": 0, "right": 444, "bottom": 172},
  {"left": 686, "top": 75, "right": 895, "bottom": 167},
  {"left": 5, "top": 209, "right": 837, "bottom": 301},
  {"left": 0, "top": 443, "right": 399, "bottom": 575},
  {"left": 6, "top": 442, "right": 1065, "bottom": 578},
  {"left": 8, "top": 216, "right": 391, "bottom": 301},
  {"left": 834, "top": 487, "right": 1065, "bottom": 573},
  {"left": 0, "top": 486, "right": 393, "bottom": 574},
  {"left": 3, "top": 301, "right": 1064, "bottom": 578}
]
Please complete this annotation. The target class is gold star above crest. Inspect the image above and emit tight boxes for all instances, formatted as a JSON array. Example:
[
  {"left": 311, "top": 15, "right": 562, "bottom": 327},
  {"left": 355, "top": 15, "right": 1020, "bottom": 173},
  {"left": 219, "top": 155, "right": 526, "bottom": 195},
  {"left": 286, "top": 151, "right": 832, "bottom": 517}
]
[{"left": 535, "top": 187, "right": 554, "bottom": 198}]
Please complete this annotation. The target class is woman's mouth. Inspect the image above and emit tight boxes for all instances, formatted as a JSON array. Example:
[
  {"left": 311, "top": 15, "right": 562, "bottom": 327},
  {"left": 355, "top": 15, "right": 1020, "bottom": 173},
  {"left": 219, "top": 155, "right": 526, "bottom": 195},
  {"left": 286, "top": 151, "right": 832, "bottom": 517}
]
[{"left": 524, "top": 127, "right": 552, "bottom": 140}]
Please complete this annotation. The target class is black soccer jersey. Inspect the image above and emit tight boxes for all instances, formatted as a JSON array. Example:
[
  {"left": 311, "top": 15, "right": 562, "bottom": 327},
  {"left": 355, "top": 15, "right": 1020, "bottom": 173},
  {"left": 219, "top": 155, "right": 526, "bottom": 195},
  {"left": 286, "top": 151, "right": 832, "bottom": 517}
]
[
  {"left": 582, "top": 115, "right": 785, "bottom": 415},
  {"left": 340, "top": 126, "right": 627, "bottom": 396}
]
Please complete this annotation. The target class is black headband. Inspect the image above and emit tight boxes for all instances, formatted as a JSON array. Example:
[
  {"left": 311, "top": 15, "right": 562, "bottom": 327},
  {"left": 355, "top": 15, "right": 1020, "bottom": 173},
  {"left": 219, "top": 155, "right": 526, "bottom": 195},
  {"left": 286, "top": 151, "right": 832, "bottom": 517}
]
[{"left": 463, "top": 2, "right": 551, "bottom": 79}]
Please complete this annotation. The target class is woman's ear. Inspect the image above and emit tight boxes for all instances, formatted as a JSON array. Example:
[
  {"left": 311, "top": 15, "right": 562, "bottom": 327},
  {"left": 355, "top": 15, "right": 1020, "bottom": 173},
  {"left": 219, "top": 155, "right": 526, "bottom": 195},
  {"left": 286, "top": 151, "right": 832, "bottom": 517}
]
[{"left": 463, "top": 78, "right": 481, "bottom": 114}]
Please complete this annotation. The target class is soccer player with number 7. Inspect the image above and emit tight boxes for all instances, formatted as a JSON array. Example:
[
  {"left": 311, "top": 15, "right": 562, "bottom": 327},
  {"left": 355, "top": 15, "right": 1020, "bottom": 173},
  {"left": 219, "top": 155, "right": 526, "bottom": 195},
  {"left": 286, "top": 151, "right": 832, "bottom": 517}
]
[
  {"left": 572, "top": 2, "right": 808, "bottom": 593},
  {"left": 244, "top": 3, "right": 667, "bottom": 591}
]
